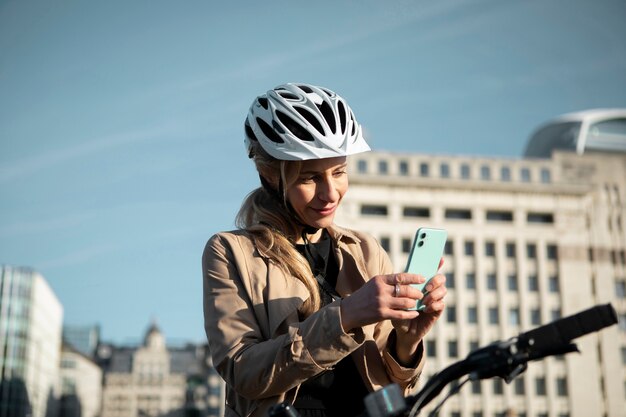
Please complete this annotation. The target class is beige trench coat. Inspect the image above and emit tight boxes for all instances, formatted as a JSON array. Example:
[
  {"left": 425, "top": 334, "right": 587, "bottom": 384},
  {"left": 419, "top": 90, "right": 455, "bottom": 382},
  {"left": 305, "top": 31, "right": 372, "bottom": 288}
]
[{"left": 202, "top": 224, "right": 425, "bottom": 417}]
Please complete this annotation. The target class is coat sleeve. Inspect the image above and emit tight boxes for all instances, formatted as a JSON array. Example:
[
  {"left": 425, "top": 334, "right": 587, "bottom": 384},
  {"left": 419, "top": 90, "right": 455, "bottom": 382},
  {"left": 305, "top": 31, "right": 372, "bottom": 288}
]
[{"left": 202, "top": 232, "right": 366, "bottom": 400}]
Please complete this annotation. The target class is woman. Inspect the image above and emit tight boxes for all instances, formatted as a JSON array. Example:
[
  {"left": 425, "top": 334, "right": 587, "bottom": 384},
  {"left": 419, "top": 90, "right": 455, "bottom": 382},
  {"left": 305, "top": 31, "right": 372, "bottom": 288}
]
[{"left": 202, "top": 83, "right": 446, "bottom": 417}]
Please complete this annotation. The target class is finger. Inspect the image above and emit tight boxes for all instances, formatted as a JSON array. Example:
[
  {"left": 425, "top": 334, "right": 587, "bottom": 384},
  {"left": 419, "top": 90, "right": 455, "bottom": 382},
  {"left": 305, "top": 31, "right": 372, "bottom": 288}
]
[
  {"left": 438, "top": 257, "right": 444, "bottom": 271},
  {"left": 395, "top": 273, "right": 426, "bottom": 285},
  {"left": 424, "top": 299, "right": 446, "bottom": 313},
  {"left": 424, "top": 274, "right": 446, "bottom": 292}
]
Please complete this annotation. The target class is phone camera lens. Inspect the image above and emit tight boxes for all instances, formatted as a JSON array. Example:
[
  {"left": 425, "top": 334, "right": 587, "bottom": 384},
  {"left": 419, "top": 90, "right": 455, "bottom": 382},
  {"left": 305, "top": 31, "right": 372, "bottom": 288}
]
[
  {"left": 420, "top": 233, "right": 426, "bottom": 239},
  {"left": 418, "top": 241, "right": 424, "bottom": 247}
]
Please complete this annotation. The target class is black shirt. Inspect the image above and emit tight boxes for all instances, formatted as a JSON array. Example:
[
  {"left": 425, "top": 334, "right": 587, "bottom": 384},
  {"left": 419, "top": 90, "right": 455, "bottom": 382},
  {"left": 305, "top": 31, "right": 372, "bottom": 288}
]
[{"left": 293, "top": 232, "right": 369, "bottom": 417}]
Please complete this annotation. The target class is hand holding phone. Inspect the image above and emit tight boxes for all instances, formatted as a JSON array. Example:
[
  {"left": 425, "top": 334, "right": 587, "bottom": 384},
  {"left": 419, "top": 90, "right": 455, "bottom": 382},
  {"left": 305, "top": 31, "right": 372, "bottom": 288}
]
[{"left": 404, "top": 227, "right": 447, "bottom": 311}]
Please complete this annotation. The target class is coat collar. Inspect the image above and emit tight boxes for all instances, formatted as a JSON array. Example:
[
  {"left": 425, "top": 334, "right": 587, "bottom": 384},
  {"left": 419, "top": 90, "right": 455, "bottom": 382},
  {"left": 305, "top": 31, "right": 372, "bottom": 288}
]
[{"left": 326, "top": 223, "right": 361, "bottom": 245}]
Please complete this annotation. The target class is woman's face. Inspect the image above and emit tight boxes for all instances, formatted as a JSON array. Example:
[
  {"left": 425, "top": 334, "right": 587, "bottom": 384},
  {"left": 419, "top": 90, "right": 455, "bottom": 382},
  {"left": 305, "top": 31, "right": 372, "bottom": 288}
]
[{"left": 286, "top": 156, "right": 348, "bottom": 231}]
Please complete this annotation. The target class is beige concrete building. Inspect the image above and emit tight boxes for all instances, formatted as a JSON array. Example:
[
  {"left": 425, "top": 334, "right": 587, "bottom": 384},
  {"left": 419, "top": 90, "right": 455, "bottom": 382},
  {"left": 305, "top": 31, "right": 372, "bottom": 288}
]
[
  {"left": 59, "top": 343, "right": 103, "bottom": 417},
  {"left": 99, "top": 323, "right": 224, "bottom": 417},
  {"left": 336, "top": 145, "right": 626, "bottom": 417}
]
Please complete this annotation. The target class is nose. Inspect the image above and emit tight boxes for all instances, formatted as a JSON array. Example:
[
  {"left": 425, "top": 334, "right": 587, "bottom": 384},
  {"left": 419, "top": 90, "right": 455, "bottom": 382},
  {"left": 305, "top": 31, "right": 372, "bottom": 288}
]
[{"left": 317, "top": 177, "right": 339, "bottom": 203}]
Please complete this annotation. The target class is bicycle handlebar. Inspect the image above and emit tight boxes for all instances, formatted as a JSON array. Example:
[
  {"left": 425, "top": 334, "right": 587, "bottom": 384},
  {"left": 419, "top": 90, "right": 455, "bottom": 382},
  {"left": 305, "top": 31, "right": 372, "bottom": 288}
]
[
  {"left": 270, "top": 303, "right": 618, "bottom": 417},
  {"left": 402, "top": 303, "right": 618, "bottom": 416}
]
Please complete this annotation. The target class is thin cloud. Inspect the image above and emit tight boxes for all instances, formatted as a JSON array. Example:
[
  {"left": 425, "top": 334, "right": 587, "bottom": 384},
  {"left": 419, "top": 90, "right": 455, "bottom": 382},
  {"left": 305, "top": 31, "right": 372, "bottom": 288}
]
[{"left": 0, "top": 124, "right": 178, "bottom": 184}]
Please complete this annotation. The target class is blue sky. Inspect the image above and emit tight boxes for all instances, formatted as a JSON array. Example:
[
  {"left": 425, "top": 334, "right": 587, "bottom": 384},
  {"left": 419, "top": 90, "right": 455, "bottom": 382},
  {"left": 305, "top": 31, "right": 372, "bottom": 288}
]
[{"left": 1, "top": 0, "right": 625, "bottom": 345}]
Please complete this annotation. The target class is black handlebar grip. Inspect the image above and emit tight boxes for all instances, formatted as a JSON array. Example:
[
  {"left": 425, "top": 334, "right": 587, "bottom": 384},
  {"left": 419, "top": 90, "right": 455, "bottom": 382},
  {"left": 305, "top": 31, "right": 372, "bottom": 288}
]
[{"left": 521, "top": 303, "right": 617, "bottom": 353}]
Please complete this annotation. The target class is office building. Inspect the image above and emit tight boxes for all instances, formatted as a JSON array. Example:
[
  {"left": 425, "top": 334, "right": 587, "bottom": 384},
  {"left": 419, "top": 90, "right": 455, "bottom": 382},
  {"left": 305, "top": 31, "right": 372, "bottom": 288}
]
[
  {"left": 335, "top": 111, "right": 626, "bottom": 417},
  {"left": 0, "top": 265, "right": 63, "bottom": 417}
]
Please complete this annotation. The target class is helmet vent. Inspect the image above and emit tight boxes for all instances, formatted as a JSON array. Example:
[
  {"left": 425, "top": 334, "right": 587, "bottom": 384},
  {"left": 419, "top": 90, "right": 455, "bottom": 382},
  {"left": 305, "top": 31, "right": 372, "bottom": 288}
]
[
  {"left": 276, "top": 91, "right": 299, "bottom": 100},
  {"left": 317, "top": 101, "right": 336, "bottom": 134},
  {"left": 276, "top": 110, "right": 315, "bottom": 142},
  {"left": 338, "top": 101, "right": 347, "bottom": 134},
  {"left": 256, "top": 117, "right": 284, "bottom": 143},
  {"left": 293, "top": 107, "right": 324, "bottom": 135},
  {"left": 350, "top": 113, "right": 356, "bottom": 136},
  {"left": 245, "top": 120, "right": 258, "bottom": 142},
  {"left": 321, "top": 88, "right": 334, "bottom": 96},
  {"left": 258, "top": 97, "right": 269, "bottom": 109},
  {"left": 297, "top": 84, "right": 314, "bottom": 94}
]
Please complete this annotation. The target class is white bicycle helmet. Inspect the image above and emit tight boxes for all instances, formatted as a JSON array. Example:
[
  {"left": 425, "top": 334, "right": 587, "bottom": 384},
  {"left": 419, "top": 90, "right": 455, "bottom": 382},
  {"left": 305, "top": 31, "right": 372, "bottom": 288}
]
[{"left": 244, "top": 83, "right": 371, "bottom": 161}]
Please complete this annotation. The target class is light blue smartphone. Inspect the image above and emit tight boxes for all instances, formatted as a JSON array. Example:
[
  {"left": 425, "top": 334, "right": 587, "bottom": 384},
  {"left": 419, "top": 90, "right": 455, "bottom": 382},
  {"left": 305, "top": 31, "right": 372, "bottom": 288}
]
[{"left": 404, "top": 227, "right": 447, "bottom": 311}]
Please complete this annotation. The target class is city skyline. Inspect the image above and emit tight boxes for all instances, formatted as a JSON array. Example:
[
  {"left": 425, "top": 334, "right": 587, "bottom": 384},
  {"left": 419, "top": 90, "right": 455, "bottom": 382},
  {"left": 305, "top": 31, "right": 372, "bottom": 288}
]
[{"left": 1, "top": 1, "right": 626, "bottom": 343}]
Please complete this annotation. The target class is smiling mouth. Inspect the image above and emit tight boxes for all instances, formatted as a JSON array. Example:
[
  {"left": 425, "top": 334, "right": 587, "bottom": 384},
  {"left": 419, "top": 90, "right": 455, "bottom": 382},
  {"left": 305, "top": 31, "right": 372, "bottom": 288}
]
[{"left": 313, "top": 206, "right": 336, "bottom": 215}]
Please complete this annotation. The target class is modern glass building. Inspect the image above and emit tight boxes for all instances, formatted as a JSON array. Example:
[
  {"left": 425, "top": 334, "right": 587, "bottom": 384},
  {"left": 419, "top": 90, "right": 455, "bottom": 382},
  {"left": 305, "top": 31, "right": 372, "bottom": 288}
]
[{"left": 0, "top": 266, "right": 63, "bottom": 417}]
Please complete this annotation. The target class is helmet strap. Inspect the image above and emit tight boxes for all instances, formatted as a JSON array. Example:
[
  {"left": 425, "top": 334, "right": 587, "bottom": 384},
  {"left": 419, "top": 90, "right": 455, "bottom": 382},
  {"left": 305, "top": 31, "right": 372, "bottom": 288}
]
[{"left": 258, "top": 174, "right": 319, "bottom": 237}]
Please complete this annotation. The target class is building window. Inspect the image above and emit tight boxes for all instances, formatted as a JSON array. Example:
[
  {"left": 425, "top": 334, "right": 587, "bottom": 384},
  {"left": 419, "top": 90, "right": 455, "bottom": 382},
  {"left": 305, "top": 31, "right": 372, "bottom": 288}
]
[
  {"left": 493, "top": 379, "right": 504, "bottom": 395},
  {"left": 447, "top": 306, "right": 457, "bottom": 323},
  {"left": 507, "top": 274, "right": 518, "bottom": 291},
  {"left": 464, "top": 241, "right": 475, "bottom": 256},
  {"left": 556, "top": 377, "right": 568, "bottom": 396},
  {"left": 468, "top": 306, "right": 478, "bottom": 324},
  {"left": 445, "top": 272, "right": 455, "bottom": 289},
  {"left": 403, "top": 206, "right": 430, "bottom": 218},
  {"left": 445, "top": 208, "right": 472, "bottom": 220},
  {"left": 619, "top": 313, "right": 626, "bottom": 332},
  {"left": 448, "top": 340, "right": 458, "bottom": 358},
  {"left": 440, "top": 163, "right": 450, "bottom": 178},
  {"left": 531, "top": 308, "right": 541, "bottom": 325},
  {"left": 485, "top": 241, "right": 495, "bottom": 256},
  {"left": 361, "top": 204, "right": 388, "bottom": 216},
  {"left": 552, "top": 308, "right": 562, "bottom": 321},
  {"left": 616, "top": 281, "right": 626, "bottom": 299},
  {"left": 486, "top": 210, "right": 513, "bottom": 222},
  {"left": 399, "top": 160, "right": 409, "bottom": 175},
  {"left": 621, "top": 346, "right": 626, "bottom": 364},
  {"left": 487, "top": 273, "right": 497, "bottom": 290},
  {"left": 469, "top": 340, "right": 479, "bottom": 352},
  {"left": 466, "top": 273, "right": 476, "bottom": 290},
  {"left": 535, "top": 377, "right": 547, "bottom": 396},
  {"left": 401, "top": 238, "right": 412, "bottom": 253},
  {"left": 380, "top": 237, "right": 390, "bottom": 252},
  {"left": 444, "top": 241, "right": 454, "bottom": 255},
  {"left": 528, "top": 275, "right": 539, "bottom": 292},
  {"left": 357, "top": 159, "right": 367, "bottom": 173},
  {"left": 378, "top": 160, "right": 388, "bottom": 174},
  {"left": 480, "top": 165, "right": 491, "bottom": 180},
  {"left": 460, "top": 164, "right": 470, "bottom": 179},
  {"left": 489, "top": 307, "right": 499, "bottom": 325},
  {"left": 471, "top": 380, "right": 482, "bottom": 394},
  {"left": 514, "top": 377, "right": 525, "bottom": 395},
  {"left": 528, "top": 212, "right": 554, "bottom": 224},
  {"left": 509, "top": 308, "right": 520, "bottom": 325},
  {"left": 420, "top": 162, "right": 429, "bottom": 177},
  {"left": 520, "top": 167, "right": 531, "bottom": 182},
  {"left": 540, "top": 168, "right": 551, "bottom": 183},
  {"left": 527, "top": 243, "right": 537, "bottom": 258},
  {"left": 506, "top": 242, "right": 516, "bottom": 258},
  {"left": 501, "top": 166, "right": 511, "bottom": 181},
  {"left": 426, "top": 340, "right": 436, "bottom": 357},
  {"left": 548, "top": 276, "right": 560, "bottom": 293},
  {"left": 547, "top": 244, "right": 558, "bottom": 260}
]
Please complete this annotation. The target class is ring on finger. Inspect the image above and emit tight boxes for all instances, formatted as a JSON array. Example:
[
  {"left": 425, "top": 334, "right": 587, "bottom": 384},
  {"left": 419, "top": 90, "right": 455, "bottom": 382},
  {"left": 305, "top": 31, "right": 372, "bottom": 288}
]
[{"left": 394, "top": 283, "right": 401, "bottom": 297}]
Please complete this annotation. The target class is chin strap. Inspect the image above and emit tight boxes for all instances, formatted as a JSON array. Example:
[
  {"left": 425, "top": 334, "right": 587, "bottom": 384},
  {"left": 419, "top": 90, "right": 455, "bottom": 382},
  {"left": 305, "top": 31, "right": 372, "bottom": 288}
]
[{"left": 259, "top": 174, "right": 320, "bottom": 237}]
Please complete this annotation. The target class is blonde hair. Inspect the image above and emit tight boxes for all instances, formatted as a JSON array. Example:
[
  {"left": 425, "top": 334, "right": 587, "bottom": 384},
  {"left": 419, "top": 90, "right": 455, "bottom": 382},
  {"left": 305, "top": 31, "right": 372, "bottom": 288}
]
[{"left": 236, "top": 142, "right": 321, "bottom": 316}]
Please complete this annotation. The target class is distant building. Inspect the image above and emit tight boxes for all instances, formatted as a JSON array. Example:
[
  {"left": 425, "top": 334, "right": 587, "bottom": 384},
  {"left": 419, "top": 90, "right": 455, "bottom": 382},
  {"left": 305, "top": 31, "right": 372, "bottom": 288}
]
[
  {"left": 336, "top": 116, "right": 626, "bottom": 417},
  {"left": 99, "top": 321, "right": 224, "bottom": 417},
  {"left": 524, "top": 108, "right": 626, "bottom": 157},
  {"left": 0, "top": 265, "right": 63, "bottom": 417},
  {"left": 63, "top": 324, "right": 101, "bottom": 358},
  {"left": 59, "top": 342, "right": 103, "bottom": 417}
]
